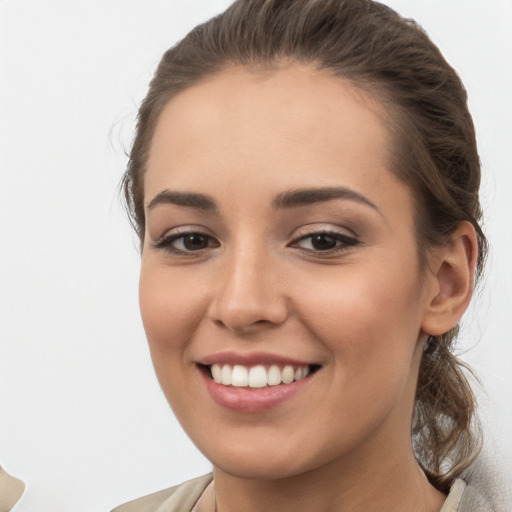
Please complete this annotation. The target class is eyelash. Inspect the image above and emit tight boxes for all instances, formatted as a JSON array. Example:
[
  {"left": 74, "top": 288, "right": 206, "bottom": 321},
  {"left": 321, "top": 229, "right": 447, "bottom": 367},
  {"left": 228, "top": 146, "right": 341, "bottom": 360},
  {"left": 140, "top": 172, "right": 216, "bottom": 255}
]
[
  {"left": 153, "top": 231, "right": 219, "bottom": 255},
  {"left": 153, "top": 230, "right": 359, "bottom": 256},
  {"left": 290, "top": 230, "right": 359, "bottom": 255}
]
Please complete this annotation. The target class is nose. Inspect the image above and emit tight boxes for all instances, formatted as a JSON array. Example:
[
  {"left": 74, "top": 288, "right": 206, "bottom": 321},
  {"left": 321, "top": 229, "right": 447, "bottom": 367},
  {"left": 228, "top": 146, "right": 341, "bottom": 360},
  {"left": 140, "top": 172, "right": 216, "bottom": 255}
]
[{"left": 208, "top": 246, "right": 289, "bottom": 334}]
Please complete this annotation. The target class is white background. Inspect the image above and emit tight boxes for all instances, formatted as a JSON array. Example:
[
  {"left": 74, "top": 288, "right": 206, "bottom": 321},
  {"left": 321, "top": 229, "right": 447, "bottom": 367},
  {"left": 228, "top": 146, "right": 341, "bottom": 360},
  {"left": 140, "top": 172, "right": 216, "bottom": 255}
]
[{"left": 0, "top": 1, "right": 511, "bottom": 510}]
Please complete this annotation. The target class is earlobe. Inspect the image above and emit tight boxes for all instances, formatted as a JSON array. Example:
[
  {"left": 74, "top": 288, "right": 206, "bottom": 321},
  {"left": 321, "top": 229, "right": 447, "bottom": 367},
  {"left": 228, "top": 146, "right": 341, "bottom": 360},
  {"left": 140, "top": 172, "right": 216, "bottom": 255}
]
[{"left": 421, "top": 221, "right": 478, "bottom": 337}]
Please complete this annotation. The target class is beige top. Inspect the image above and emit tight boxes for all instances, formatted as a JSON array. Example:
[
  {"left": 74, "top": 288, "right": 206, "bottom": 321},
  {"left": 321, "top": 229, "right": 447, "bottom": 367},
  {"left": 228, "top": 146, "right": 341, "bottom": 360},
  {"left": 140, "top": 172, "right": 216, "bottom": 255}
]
[
  {"left": 0, "top": 466, "right": 25, "bottom": 512},
  {"left": 440, "top": 479, "right": 467, "bottom": 512},
  {"left": 112, "top": 475, "right": 482, "bottom": 512}
]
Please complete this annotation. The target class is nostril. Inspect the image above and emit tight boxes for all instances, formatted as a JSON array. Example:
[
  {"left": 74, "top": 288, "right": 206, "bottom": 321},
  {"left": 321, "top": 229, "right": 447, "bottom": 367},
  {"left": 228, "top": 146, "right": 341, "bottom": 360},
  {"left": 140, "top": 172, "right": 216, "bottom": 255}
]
[
  {"left": 211, "top": 316, "right": 281, "bottom": 333},
  {"left": 208, "top": 275, "right": 289, "bottom": 332}
]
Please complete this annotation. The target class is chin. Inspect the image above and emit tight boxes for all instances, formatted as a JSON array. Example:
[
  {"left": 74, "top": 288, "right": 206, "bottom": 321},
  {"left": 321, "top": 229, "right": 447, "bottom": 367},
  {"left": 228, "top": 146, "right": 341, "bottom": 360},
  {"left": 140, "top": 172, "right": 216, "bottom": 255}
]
[{"left": 197, "top": 432, "right": 330, "bottom": 482}]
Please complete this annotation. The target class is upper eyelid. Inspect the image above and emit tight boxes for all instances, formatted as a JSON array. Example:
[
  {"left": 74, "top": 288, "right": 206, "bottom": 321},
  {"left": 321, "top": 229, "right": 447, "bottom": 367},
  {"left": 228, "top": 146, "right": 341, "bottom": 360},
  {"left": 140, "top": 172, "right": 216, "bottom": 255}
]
[
  {"left": 151, "top": 225, "right": 359, "bottom": 246},
  {"left": 152, "top": 232, "right": 357, "bottom": 258},
  {"left": 154, "top": 225, "right": 215, "bottom": 241},
  {"left": 290, "top": 224, "right": 359, "bottom": 239},
  {"left": 152, "top": 231, "right": 220, "bottom": 255},
  {"left": 290, "top": 231, "right": 359, "bottom": 246}
]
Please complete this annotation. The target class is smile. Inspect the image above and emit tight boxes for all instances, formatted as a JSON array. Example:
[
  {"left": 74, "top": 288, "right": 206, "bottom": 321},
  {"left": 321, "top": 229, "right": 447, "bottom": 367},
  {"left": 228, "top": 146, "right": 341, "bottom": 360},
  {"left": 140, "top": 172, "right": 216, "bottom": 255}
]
[
  {"left": 209, "top": 364, "right": 313, "bottom": 388},
  {"left": 198, "top": 353, "right": 321, "bottom": 411}
]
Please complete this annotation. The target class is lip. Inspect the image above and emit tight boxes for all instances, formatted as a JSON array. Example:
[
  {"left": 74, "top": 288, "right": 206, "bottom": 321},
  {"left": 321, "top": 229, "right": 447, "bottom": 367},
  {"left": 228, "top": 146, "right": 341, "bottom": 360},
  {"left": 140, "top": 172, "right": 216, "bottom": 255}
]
[
  {"left": 198, "top": 350, "right": 314, "bottom": 367},
  {"left": 196, "top": 351, "right": 319, "bottom": 413},
  {"left": 200, "top": 369, "right": 312, "bottom": 412}
]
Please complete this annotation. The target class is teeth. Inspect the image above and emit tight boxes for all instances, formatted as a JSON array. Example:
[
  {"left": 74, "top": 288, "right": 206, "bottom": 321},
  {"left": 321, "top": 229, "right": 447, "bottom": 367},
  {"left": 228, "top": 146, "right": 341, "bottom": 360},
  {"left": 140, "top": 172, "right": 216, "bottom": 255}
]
[
  {"left": 267, "top": 365, "right": 282, "bottom": 386},
  {"left": 232, "top": 365, "right": 249, "bottom": 387},
  {"left": 248, "top": 365, "right": 267, "bottom": 388},
  {"left": 210, "top": 363, "right": 311, "bottom": 388},
  {"left": 211, "top": 364, "right": 222, "bottom": 383},
  {"left": 221, "top": 365, "right": 232, "bottom": 385},
  {"left": 281, "top": 365, "right": 295, "bottom": 384}
]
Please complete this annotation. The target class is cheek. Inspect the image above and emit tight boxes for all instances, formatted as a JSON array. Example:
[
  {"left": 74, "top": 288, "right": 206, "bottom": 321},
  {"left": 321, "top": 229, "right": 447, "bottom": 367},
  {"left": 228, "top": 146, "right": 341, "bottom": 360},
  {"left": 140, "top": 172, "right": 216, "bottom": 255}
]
[
  {"left": 139, "top": 263, "right": 203, "bottom": 356},
  {"left": 138, "top": 264, "right": 207, "bottom": 413},
  {"left": 297, "top": 267, "right": 424, "bottom": 438},
  {"left": 292, "top": 256, "right": 425, "bottom": 374}
]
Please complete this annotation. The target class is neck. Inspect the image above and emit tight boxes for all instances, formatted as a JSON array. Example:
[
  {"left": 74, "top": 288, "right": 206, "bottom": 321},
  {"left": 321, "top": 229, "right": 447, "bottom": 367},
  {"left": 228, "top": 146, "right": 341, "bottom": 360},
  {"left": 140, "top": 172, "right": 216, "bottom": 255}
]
[{"left": 211, "top": 443, "right": 445, "bottom": 512}]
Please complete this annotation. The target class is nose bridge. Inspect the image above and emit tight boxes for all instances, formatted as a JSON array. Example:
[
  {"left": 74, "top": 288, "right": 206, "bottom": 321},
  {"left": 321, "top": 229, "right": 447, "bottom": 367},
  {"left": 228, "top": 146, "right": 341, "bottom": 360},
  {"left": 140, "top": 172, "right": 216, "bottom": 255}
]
[{"left": 210, "top": 236, "right": 287, "bottom": 332}]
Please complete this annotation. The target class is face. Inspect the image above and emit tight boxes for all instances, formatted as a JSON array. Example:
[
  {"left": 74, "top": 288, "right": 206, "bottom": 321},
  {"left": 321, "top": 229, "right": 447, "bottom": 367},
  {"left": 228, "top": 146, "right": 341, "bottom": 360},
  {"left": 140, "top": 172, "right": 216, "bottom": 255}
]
[{"left": 139, "top": 65, "right": 437, "bottom": 480}]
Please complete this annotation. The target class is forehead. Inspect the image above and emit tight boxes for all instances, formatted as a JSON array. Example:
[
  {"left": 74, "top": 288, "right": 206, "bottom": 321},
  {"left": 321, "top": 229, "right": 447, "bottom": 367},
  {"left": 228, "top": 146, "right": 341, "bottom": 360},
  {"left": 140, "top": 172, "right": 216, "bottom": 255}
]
[{"left": 145, "top": 64, "right": 403, "bottom": 207}]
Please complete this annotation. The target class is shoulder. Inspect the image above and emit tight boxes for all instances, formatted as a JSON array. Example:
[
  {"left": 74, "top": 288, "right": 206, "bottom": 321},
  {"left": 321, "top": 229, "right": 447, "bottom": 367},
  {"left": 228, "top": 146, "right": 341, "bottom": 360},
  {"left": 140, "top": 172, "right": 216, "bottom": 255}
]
[
  {"left": 457, "top": 452, "right": 511, "bottom": 512},
  {"left": 443, "top": 479, "right": 493, "bottom": 512},
  {"left": 110, "top": 474, "right": 213, "bottom": 512},
  {"left": 459, "top": 481, "right": 495, "bottom": 512}
]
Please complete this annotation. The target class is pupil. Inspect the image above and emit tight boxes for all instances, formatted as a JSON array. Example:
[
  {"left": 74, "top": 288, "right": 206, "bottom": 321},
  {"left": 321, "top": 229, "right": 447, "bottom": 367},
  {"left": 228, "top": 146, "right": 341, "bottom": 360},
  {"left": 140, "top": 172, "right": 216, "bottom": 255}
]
[
  {"left": 312, "top": 234, "right": 336, "bottom": 250},
  {"left": 184, "top": 234, "right": 208, "bottom": 250}
]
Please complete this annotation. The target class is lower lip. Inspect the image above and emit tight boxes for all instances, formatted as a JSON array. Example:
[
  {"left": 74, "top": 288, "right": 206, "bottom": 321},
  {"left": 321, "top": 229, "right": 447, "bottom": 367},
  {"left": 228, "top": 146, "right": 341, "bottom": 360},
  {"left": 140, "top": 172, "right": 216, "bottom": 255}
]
[{"left": 201, "top": 369, "right": 310, "bottom": 412}]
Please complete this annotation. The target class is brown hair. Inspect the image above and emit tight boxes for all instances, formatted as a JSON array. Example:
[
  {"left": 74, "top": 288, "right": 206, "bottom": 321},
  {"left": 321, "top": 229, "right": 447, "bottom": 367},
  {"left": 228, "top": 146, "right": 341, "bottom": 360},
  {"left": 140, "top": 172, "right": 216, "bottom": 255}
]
[{"left": 122, "top": 0, "right": 487, "bottom": 491}]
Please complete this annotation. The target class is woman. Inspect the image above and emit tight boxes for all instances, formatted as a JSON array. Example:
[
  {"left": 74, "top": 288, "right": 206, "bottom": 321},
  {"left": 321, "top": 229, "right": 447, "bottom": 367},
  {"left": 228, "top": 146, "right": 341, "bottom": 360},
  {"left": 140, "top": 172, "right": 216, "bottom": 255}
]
[{"left": 113, "top": 0, "right": 497, "bottom": 510}]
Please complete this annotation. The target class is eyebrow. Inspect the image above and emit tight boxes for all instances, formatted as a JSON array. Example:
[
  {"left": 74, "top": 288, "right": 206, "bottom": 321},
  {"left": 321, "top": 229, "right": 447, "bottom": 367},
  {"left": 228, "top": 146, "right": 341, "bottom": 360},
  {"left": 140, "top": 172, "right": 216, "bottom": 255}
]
[
  {"left": 272, "top": 186, "right": 379, "bottom": 211},
  {"left": 146, "top": 186, "right": 379, "bottom": 213},
  {"left": 147, "top": 190, "right": 217, "bottom": 211}
]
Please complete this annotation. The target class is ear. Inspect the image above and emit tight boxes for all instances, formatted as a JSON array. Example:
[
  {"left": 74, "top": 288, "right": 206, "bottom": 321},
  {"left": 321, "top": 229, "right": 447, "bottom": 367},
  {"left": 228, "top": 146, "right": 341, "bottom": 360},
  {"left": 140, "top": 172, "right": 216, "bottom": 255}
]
[{"left": 421, "top": 221, "right": 479, "bottom": 337}]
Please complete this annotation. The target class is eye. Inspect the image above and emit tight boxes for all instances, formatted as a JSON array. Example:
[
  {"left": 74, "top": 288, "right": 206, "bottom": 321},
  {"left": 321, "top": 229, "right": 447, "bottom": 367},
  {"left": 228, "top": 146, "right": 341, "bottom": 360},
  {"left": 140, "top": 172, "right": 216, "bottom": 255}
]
[
  {"left": 291, "top": 231, "right": 358, "bottom": 253},
  {"left": 154, "top": 231, "right": 220, "bottom": 254}
]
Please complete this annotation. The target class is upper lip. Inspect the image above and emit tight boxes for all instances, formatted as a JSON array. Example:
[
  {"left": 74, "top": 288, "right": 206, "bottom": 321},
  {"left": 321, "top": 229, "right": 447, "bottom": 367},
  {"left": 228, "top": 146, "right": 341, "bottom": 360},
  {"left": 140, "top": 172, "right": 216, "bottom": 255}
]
[{"left": 197, "top": 351, "right": 318, "bottom": 367}]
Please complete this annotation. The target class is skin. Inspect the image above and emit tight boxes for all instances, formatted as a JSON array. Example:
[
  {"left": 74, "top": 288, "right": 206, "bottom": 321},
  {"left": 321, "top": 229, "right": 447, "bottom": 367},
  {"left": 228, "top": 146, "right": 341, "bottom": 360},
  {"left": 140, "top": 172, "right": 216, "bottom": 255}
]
[{"left": 139, "top": 65, "right": 476, "bottom": 512}]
